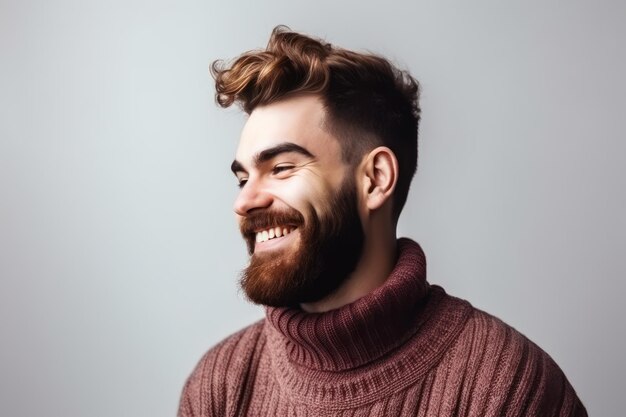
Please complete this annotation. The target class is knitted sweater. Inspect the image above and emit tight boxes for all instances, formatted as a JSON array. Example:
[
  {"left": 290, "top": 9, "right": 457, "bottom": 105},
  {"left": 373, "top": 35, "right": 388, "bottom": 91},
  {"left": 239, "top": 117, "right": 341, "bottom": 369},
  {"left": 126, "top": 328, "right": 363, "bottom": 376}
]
[{"left": 178, "top": 239, "right": 587, "bottom": 416}]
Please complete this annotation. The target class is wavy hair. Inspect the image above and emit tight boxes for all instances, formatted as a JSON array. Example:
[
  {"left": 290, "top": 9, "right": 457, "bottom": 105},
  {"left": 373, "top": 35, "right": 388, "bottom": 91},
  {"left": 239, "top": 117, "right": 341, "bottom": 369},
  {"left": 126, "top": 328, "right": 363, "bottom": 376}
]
[{"left": 211, "top": 25, "right": 421, "bottom": 220}]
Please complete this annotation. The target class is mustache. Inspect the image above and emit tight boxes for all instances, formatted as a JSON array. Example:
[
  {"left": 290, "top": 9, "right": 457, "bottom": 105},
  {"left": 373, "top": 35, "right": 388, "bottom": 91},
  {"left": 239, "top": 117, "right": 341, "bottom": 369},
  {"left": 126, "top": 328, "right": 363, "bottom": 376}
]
[{"left": 239, "top": 209, "right": 305, "bottom": 237}]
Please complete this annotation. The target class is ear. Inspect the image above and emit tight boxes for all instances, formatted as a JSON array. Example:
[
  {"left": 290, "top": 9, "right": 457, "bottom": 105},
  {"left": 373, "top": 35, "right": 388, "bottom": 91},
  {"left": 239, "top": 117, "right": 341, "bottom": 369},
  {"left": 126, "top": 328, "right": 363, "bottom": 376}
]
[{"left": 360, "top": 146, "right": 399, "bottom": 211}]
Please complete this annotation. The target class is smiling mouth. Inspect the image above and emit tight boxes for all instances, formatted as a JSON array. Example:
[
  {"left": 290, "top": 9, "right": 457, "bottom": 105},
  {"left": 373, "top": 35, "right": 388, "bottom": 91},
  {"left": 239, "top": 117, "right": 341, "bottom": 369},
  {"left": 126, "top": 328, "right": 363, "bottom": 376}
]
[{"left": 255, "top": 226, "right": 297, "bottom": 243}]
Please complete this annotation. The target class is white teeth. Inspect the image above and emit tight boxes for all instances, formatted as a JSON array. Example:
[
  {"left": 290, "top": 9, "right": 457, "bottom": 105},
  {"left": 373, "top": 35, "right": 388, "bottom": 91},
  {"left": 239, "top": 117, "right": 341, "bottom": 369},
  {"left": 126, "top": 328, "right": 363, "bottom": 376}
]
[{"left": 255, "top": 226, "right": 296, "bottom": 243}]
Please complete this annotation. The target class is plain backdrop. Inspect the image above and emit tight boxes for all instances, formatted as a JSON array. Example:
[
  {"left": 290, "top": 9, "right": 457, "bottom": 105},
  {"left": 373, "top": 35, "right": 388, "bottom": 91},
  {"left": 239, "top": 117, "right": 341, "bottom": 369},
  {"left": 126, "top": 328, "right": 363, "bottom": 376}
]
[{"left": 1, "top": 0, "right": 624, "bottom": 416}]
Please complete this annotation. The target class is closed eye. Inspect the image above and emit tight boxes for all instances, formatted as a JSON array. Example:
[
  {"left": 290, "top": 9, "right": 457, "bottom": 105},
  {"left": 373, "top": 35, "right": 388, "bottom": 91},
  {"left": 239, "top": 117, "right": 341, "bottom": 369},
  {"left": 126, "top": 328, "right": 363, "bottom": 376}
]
[{"left": 237, "top": 178, "right": 248, "bottom": 189}]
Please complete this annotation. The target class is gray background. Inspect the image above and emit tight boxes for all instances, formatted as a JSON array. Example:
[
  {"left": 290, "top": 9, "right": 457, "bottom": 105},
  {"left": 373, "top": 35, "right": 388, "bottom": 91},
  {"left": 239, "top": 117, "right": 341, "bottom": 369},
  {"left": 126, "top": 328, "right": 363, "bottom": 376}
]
[{"left": 1, "top": 0, "right": 624, "bottom": 416}]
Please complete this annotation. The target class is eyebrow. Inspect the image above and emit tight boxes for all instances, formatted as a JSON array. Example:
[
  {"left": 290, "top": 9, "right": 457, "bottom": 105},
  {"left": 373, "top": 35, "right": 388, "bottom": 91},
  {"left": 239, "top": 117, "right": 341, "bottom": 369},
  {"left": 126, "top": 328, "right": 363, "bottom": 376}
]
[{"left": 230, "top": 142, "right": 315, "bottom": 174}]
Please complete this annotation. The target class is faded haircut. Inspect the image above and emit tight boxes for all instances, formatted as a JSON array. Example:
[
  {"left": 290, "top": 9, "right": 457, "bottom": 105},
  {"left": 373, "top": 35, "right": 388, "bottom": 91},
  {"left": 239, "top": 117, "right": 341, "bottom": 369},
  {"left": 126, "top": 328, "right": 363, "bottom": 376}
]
[{"left": 211, "top": 25, "right": 421, "bottom": 220}]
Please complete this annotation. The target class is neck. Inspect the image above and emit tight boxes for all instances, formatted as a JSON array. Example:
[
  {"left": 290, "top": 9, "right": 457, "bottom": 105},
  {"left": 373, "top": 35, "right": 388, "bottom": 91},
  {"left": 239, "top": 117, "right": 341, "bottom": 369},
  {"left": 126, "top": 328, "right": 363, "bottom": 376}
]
[{"left": 300, "top": 225, "right": 397, "bottom": 313}]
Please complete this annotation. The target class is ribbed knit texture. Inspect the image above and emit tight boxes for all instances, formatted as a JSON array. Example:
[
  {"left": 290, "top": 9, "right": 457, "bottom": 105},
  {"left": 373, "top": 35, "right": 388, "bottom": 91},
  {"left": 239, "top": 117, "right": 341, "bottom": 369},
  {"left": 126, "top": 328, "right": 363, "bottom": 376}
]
[{"left": 179, "top": 238, "right": 587, "bottom": 416}]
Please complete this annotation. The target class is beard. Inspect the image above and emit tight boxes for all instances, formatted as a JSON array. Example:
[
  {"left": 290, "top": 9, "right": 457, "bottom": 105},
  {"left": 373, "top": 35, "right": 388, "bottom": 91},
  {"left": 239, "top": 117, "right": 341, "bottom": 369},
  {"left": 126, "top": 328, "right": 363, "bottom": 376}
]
[{"left": 238, "top": 178, "right": 365, "bottom": 308}]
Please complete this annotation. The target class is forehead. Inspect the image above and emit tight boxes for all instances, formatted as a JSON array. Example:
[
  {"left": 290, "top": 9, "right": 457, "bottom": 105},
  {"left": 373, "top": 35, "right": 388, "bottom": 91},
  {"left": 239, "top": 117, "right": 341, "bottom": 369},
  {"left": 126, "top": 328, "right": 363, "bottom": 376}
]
[{"left": 236, "top": 95, "right": 341, "bottom": 162}]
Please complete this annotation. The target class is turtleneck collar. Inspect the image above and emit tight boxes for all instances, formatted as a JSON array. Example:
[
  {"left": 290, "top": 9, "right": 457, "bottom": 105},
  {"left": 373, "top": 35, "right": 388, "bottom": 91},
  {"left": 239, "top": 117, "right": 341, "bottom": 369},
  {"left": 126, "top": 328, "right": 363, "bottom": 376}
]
[{"left": 265, "top": 238, "right": 432, "bottom": 371}]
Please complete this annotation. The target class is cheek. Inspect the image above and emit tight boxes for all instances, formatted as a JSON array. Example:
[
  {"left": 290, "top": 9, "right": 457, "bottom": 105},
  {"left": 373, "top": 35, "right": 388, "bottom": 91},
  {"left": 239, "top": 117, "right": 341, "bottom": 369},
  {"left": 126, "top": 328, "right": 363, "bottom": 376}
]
[{"left": 276, "top": 177, "right": 332, "bottom": 216}]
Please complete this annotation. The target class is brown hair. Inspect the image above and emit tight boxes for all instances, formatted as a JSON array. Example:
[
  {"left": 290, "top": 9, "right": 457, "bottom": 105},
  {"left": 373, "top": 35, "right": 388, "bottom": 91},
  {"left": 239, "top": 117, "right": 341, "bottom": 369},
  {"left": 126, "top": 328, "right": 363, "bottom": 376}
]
[{"left": 211, "top": 25, "right": 421, "bottom": 220}]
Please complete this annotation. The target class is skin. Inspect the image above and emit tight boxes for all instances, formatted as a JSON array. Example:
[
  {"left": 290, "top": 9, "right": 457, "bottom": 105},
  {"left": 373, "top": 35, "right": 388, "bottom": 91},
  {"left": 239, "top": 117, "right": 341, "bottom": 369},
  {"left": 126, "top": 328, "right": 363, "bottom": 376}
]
[{"left": 232, "top": 94, "right": 400, "bottom": 313}]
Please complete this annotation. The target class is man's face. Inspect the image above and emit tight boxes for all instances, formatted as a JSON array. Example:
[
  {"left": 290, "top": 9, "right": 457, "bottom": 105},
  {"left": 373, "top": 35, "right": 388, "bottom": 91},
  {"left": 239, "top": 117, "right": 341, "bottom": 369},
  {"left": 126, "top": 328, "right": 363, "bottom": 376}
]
[{"left": 231, "top": 95, "right": 365, "bottom": 307}]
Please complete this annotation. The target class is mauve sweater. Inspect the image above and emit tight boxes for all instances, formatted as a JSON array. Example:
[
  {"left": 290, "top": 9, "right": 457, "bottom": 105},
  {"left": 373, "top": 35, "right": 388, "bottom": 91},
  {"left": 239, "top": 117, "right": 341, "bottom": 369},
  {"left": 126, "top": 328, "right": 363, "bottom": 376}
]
[{"left": 178, "top": 238, "right": 587, "bottom": 416}]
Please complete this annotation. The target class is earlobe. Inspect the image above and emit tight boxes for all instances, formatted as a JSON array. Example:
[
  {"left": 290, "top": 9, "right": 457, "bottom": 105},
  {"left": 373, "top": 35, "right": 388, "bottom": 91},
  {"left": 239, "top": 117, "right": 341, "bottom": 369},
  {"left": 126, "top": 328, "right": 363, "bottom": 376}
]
[{"left": 363, "top": 147, "right": 398, "bottom": 211}]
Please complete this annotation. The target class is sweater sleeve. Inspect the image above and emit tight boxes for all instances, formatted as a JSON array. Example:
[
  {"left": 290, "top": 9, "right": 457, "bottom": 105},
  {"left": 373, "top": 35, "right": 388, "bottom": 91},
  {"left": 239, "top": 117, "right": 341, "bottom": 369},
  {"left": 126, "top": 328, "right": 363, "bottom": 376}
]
[
  {"left": 177, "top": 321, "right": 265, "bottom": 417},
  {"left": 177, "top": 342, "right": 223, "bottom": 417},
  {"left": 508, "top": 340, "right": 588, "bottom": 417},
  {"left": 449, "top": 308, "right": 587, "bottom": 417},
  {"left": 465, "top": 310, "right": 588, "bottom": 417}
]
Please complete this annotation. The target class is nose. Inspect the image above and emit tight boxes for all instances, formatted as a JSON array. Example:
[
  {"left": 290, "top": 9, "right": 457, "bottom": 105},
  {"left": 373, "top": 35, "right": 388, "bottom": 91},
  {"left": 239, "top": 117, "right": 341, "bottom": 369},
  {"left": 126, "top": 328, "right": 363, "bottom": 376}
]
[{"left": 233, "top": 178, "right": 273, "bottom": 216}]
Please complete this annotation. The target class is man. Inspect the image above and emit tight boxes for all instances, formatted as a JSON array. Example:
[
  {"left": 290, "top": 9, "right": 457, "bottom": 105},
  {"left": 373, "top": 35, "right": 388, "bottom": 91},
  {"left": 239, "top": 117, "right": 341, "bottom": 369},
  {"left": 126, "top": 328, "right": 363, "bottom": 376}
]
[{"left": 178, "top": 26, "right": 587, "bottom": 416}]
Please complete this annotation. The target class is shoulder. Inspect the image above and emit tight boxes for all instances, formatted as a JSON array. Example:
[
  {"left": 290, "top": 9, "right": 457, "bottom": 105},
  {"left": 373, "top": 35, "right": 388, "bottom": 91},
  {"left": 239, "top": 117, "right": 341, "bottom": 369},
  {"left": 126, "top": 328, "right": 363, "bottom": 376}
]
[
  {"left": 177, "top": 319, "right": 266, "bottom": 417},
  {"left": 448, "top": 299, "right": 587, "bottom": 416}
]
